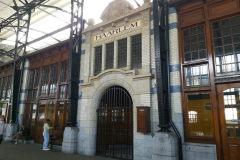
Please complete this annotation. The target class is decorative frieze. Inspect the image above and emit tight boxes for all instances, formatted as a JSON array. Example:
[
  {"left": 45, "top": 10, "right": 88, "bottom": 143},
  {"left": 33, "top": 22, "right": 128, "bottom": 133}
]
[{"left": 214, "top": 76, "right": 240, "bottom": 83}]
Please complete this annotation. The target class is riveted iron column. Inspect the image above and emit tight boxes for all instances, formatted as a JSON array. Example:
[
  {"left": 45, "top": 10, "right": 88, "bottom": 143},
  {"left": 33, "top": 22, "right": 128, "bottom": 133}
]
[
  {"left": 153, "top": 0, "right": 171, "bottom": 131},
  {"left": 11, "top": 0, "right": 32, "bottom": 124},
  {"left": 67, "top": 0, "right": 85, "bottom": 127}
]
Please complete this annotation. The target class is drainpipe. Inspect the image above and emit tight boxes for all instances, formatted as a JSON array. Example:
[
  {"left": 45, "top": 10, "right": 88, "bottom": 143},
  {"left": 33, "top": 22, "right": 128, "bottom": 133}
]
[{"left": 165, "top": 1, "right": 183, "bottom": 160}]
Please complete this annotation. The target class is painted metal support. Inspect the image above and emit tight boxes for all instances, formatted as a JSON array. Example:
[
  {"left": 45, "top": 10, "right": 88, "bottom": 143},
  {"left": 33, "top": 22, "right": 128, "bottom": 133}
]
[
  {"left": 153, "top": 0, "right": 170, "bottom": 131},
  {"left": 66, "top": 0, "right": 85, "bottom": 127},
  {"left": 10, "top": 0, "right": 32, "bottom": 125},
  {"left": 153, "top": 0, "right": 183, "bottom": 159}
]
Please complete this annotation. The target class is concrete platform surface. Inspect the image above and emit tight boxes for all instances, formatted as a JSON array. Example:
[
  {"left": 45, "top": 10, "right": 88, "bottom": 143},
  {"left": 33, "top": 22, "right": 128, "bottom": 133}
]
[{"left": 0, "top": 142, "right": 115, "bottom": 160}]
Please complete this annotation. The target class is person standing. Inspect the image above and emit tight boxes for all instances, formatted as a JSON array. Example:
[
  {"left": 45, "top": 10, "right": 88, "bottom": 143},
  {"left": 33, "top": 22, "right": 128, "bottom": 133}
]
[
  {"left": 42, "top": 119, "right": 52, "bottom": 151},
  {"left": 0, "top": 115, "right": 6, "bottom": 145}
]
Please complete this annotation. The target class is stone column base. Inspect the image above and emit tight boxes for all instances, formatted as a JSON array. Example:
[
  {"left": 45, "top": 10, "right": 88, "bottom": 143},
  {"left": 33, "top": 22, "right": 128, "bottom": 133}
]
[
  {"left": 4, "top": 123, "right": 17, "bottom": 141},
  {"left": 62, "top": 127, "right": 79, "bottom": 154},
  {"left": 152, "top": 132, "right": 178, "bottom": 160}
]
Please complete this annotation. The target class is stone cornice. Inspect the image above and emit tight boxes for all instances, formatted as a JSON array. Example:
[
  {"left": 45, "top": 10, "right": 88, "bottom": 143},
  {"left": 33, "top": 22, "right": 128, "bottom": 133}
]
[{"left": 80, "top": 69, "right": 153, "bottom": 87}]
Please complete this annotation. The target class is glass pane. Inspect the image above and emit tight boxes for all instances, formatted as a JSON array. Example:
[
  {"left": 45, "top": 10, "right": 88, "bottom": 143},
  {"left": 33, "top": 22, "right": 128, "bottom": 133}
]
[
  {"left": 231, "top": 16, "right": 240, "bottom": 25},
  {"left": 222, "top": 19, "right": 230, "bottom": 28},
  {"left": 57, "top": 102, "right": 64, "bottom": 128},
  {"left": 118, "top": 38, "right": 127, "bottom": 68},
  {"left": 213, "top": 30, "right": 221, "bottom": 38},
  {"left": 201, "top": 65, "right": 208, "bottom": 74},
  {"left": 193, "top": 76, "right": 200, "bottom": 86},
  {"left": 232, "top": 25, "right": 240, "bottom": 34},
  {"left": 190, "top": 27, "right": 196, "bottom": 35},
  {"left": 236, "top": 126, "right": 240, "bottom": 139},
  {"left": 131, "top": 34, "right": 142, "bottom": 70},
  {"left": 184, "top": 45, "right": 190, "bottom": 53},
  {"left": 197, "top": 25, "right": 204, "bottom": 34},
  {"left": 33, "top": 89, "right": 37, "bottom": 101},
  {"left": 184, "top": 38, "right": 190, "bottom": 45},
  {"left": 186, "top": 67, "right": 192, "bottom": 76},
  {"left": 226, "top": 64, "right": 236, "bottom": 73},
  {"left": 185, "top": 53, "right": 191, "bottom": 61},
  {"left": 186, "top": 77, "right": 192, "bottom": 87},
  {"left": 38, "top": 102, "right": 45, "bottom": 127},
  {"left": 222, "top": 28, "right": 231, "bottom": 36},
  {"left": 225, "top": 54, "right": 235, "bottom": 63},
  {"left": 1, "top": 77, "right": 7, "bottom": 100},
  {"left": 223, "top": 88, "right": 240, "bottom": 124},
  {"left": 215, "top": 47, "right": 224, "bottom": 56},
  {"left": 34, "top": 69, "right": 40, "bottom": 87},
  {"left": 28, "top": 70, "right": 34, "bottom": 88},
  {"left": 31, "top": 104, "right": 37, "bottom": 127},
  {"left": 214, "top": 38, "right": 222, "bottom": 47},
  {"left": 0, "top": 103, "right": 7, "bottom": 116},
  {"left": 233, "top": 34, "right": 240, "bottom": 43},
  {"left": 27, "top": 90, "right": 32, "bottom": 102},
  {"left": 106, "top": 42, "right": 114, "bottom": 70},
  {"left": 60, "top": 61, "right": 67, "bottom": 83},
  {"left": 212, "top": 21, "right": 220, "bottom": 30},
  {"left": 191, "top": 35, "right": 197, "bottom": 43},
  {"left": 236, "top": 54, "right": 240, "bottom": 62},
  {"left": 224, "top": 45, "right": 233, "bottom": 54},
  {"left": 95, "top": 46, "right": 103, "bottom": 75},
  {"left": 217, "top": 65, "right": 226, "bottom": 74},
  {"left": 183, "top": 29, "right": 189, "bottom": 37},
  {"left": 192, "top": 52, "right": 198, "bottom": 60},
  {"left": 201, "top": 75, "right": 209, "bottom": 85},
  {"left": 226, "top": 126, "right": 235, "bottom": 138},
  {"left": 47, "top": 101, "right": 54, "bottom": 126},
  {"left": 49, "top": 64, "right": 58, "bottom": 94},
  {"left": 187, "top": 93, "right": 213, "bottom": 137},
  {"left": 41, "top": 66, "right": 49, "bottom": 95},
  {"left": 193, "top": 66, "right": 200, "bottom": 75},
  {"left": 199, "top": 42, "right": 206, "bottom": 50},
  {"left": 25, "top": 104, "right": 31, "bottom": 126},
  {"left": 59, "top": 85, "right": 66, "bottom": 99},
  {"left": 216, "top": 56, "right": 225, "bottom": 65},
  {"left": 198, "top": 34, "right": 204, "bottom": 42},
  {"left": 235, "top": 43, "right": 240, "bottom": 53},
  {"left": 191, "top": 44, "right": 198, "bottom": 51},
  {"left": 6, "top": 76, "right": 12, "bottom": 99},
  {"left": 199, "top": 50, "right": 206, "bottom": 59},
  {"left": 223, "top": 36, "right": 232, "bottom": 45}
]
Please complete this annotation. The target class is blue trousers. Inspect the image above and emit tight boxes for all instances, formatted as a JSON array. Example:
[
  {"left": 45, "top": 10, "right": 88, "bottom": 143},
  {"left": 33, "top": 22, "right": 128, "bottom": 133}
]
[{"left": 42, "top": 131, "right": 49, "bottom": 149}]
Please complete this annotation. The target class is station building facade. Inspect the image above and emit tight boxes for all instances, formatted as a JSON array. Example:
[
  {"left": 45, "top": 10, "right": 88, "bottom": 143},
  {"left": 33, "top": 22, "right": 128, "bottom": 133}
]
[{"left": 1, "top": 0, "right": 240, "bottom": 160}]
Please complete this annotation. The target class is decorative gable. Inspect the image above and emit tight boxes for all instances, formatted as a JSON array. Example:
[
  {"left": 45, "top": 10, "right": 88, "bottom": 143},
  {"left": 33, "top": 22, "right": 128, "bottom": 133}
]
[{"left": 100, "top": 0, "right": 134, "bottom": 22}]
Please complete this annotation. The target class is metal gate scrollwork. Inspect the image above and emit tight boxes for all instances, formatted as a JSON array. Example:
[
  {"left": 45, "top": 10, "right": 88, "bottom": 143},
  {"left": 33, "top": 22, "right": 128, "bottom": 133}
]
[{"left": 96, "top": 86, "right": 133, "bottom": 159}]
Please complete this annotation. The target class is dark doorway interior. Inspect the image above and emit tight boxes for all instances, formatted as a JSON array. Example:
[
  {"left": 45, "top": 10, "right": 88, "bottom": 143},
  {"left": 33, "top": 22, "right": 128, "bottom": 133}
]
[{"left": 96, "top": 86, "right": 133, "bottom": 160}]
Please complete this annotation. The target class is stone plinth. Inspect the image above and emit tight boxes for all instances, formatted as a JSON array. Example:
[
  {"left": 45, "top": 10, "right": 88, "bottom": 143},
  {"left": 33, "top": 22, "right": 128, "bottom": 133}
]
[
  {"left": 62, "top": 127, "right": 79, "bottom": 154},
  {"left": 152, "top": 132, "right": 178, "bottom": 160}
]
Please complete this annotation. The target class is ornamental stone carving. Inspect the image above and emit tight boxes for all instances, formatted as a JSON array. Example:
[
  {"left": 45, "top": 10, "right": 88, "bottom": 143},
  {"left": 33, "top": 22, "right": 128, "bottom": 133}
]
[
  {"left": 100, "top": 0, "right": 134, "bottom": 22},
  {"left": 143, "top": 0, "right": 150, "bottom": 3}
]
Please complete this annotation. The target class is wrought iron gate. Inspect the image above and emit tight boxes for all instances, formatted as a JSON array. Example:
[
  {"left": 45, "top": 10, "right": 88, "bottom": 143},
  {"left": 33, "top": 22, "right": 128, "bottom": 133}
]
[{"left": 96, "top": 86, "right": 133, "bottom": 159}]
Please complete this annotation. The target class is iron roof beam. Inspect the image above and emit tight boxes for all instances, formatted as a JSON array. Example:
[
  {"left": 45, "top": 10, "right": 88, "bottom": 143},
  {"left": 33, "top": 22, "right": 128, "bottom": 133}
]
[
  {"left": 0, "top": 23, "right": 74, "bottom": 59},
  {"left": 0, "top": 0, "right": 47, "bottom": 32}
]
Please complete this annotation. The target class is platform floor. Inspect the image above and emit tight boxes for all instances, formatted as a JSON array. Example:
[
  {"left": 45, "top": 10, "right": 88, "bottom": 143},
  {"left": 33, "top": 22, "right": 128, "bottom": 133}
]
[{"left": 0, "top": 141, "right": 115, "bottom": 160}]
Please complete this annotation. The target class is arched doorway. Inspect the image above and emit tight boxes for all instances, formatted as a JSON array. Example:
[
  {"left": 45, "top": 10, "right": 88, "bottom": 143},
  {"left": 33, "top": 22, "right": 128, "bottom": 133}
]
[{"left": 96, "top": 86, "right": 133, "bottom": 159}]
